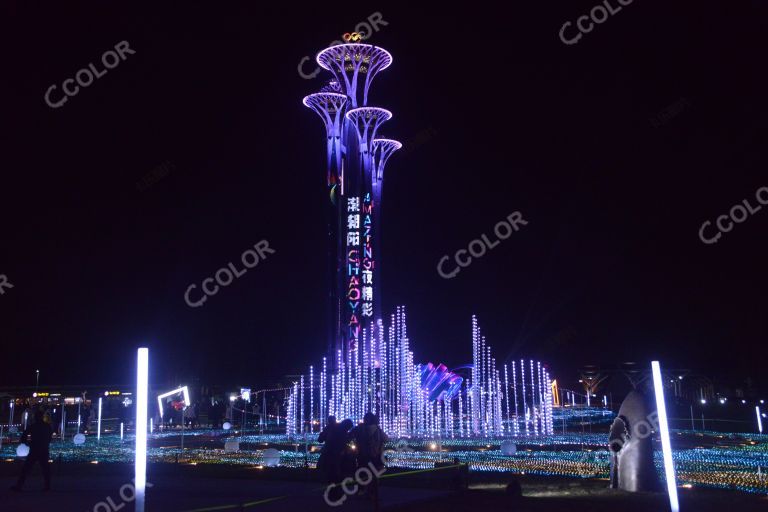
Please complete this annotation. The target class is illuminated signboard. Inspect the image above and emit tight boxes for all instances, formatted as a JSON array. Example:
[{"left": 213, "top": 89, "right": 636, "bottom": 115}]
[
  {"left": 347, "top": 196, "right": 361, "bottom": 350},
  {"left": 104, "top": 390, "right": 121, "bottom": 396},
  {"left": 32, "top": 392, "right": 50, "bottom": 398},
  {"left": 361, "top": 192, "right": 374, "bottom": 319}
]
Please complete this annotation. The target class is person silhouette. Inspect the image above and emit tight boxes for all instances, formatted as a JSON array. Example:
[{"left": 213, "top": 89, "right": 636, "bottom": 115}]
[
  {"left": 351, "top": 413, "right": 388, "bottom": 497},
  {"left": 11, "top": 409, "right": 53, "bottom": 491}
]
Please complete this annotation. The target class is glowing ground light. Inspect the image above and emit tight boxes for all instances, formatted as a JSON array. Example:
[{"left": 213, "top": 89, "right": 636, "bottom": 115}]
[
  {"left": 97, "top": 397, "right": 102, "bottom": 441},
  {"left": 3, "top": 427, "right": 765, "bottom": 494},
  {"left": 136, "top": 348, "right": 148, "bottom": 512},
  {"left": 652, "top": 361, "right": 679, "bottom": 512}
]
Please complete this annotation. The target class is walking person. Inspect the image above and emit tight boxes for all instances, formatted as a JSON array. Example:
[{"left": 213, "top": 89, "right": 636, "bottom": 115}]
[{"left": 11, "top": 410, "right": 53, "bottom": 491}]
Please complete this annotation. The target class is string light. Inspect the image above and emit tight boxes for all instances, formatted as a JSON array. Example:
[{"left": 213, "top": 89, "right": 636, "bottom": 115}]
[
  {"left": 7, "top": 428, "right": 763, "bottom": 494},
  {"left": 283, "top": 309, "right": 554, "bottom": 439}
]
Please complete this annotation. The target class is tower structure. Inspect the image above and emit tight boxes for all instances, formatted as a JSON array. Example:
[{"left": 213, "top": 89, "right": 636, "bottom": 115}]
[
  {"left": 303, "top": 41, "right": 400, "bottom": 366},
  {"left": 289, "top": 42, "right": 556, "bottom": 439}
]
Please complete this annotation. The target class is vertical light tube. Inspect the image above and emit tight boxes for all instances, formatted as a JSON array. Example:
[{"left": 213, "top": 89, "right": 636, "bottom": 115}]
[
  {"left": 651, "top": 361, "right": 679, "bottom": 512},
  {"left": 309, "top": 366, "right": 314, "bottom": 433},
  {"left": 300, "top": 375, "right": 305, "bottom": 434},
  {"left": 503, "top": 364, "right": 510, "bottom": 435},
  {"left": 757, "top": 406, "right": 763, "bottom": 434},
  {"left": 97, "top": 398, "right": 102, "bottom": 440},
  {"left": 136, "top": 347, "right": 149, "bottom": 512},
  {"left": 512, "top": 361, "right": 519, "bottom": 436},
  {"left": 520, "top": 360, "right": 528, "bottom": 436},
  {"left": 120, "top": 422, "right": 124, "bottom": 440}
]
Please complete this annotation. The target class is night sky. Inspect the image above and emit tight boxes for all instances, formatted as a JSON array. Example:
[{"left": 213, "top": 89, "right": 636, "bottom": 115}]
[{"left": 2, "top": 2, "right": 767, "bottom": 394}]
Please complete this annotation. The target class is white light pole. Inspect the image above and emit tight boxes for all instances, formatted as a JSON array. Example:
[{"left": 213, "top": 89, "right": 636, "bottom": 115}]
[
  {"left": 651, "top": 361, "right": 679, "bottom": 512},
  {"left": 757, "top": 406, "right": 763, "bottom": 434},
  {"left": 136, "top": 348, "right": 149, "bottom": 512},
  {"left": 97, "top": 397, "right": 103, "bottom": 440},
  {"left": 60, "top": 407, "right": 66, "bottom": 441}
]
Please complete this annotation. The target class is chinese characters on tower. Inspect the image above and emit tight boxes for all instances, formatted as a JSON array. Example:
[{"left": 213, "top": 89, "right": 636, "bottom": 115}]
[
  {"left": 347, "top": 196, "right": 361, "bottom": 350},
  {"left": 361, "top": 193, "right": 374, "bottom": 320}
]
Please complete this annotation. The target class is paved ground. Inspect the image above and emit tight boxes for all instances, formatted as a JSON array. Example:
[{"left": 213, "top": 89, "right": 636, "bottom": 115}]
[
  {"left": 1, "top": 461, "right": 766, "bottom": 511},
  {"left": 0, "top": 463, "right": 449, "bottom": 511}
]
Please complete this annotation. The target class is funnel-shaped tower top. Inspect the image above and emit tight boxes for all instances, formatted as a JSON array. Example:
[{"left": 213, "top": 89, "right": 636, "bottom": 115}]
[
  {"left": 316, "top": 44, "right": 393, "bottom": 108},
  {"left": 346, "top": 107, "right": 392, "bottom": 156},
  {"left": 303, "top": 92, "right": 348, "bottom": 185},
  {"left": 371, "top": 139, "right": 402, "bottom": 181},
  {"left": 302, "top": 93, "right": 348, "bottom": 132}
]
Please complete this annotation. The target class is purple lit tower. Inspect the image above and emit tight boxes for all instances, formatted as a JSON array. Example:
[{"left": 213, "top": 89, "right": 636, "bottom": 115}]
[
  {"left": 289, "top": 42, "right": 554, "bottom": 439},
  {"left": 303, "top": 42, "right": 400, "bottom": 366}
]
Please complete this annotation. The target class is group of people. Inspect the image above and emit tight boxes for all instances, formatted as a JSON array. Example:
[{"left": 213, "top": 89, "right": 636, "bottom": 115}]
[{"left": 317, "top": 412, "right": 388, "bottom": 500}]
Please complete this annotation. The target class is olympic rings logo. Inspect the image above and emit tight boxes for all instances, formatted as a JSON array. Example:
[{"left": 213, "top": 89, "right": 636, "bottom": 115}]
[{"left": 343, "top": 32, "right": 365, "bottom": 42}]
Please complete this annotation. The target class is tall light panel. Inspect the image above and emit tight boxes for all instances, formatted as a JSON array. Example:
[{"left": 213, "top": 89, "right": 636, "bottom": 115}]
[
  {"left": 136, "top": 347, "right": 149, "bottom": 512},
  {"left": 97, "top": 397, "right": 102, "bottom": 440},
  {"left": 651, "top": 361, "right": 679, "bottom": 512},
  {"left": 757, "top": 406, "right": 763, "bottom": 434}
]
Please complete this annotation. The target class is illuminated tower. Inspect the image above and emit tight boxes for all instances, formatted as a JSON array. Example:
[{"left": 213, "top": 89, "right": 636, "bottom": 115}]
[{"left": 303, "top": 40, "right": 399, "bottom": 366}]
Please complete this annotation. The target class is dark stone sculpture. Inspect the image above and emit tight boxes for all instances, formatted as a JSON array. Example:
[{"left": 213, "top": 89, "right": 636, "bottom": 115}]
[{"left": 609, "top": 390, "right": 660, "bottom": 492}]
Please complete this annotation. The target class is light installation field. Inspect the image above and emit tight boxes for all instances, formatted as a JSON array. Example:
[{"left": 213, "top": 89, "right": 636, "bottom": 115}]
[
  {"left": 4, "top": 427, "right": 765, "bottom": 495},
  {"left": 4, "top": 37, "right": 765, "bottom": 502},
  {"left": 289, "top": 38, "right": 554, "bottom": 439}
]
